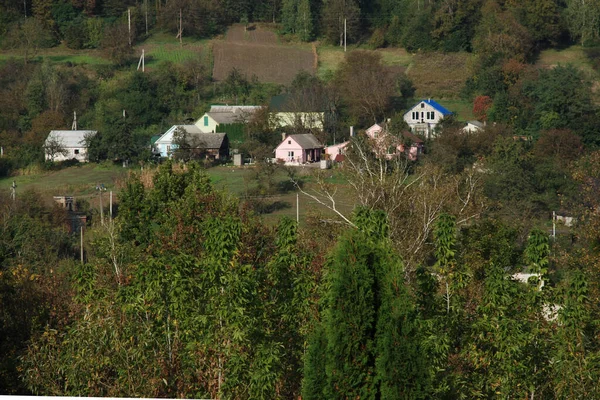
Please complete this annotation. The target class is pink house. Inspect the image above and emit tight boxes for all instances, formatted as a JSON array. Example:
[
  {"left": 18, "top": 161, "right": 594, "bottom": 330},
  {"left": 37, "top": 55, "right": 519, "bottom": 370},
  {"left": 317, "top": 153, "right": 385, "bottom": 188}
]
[
  {"left": 325, "top": 141, "right": 349, "bottom": 161},
  {"left": 274, "top": 133, "right": 324, "bottom": 164},
  {"left": 366, "top": 123, "right": 424, "bottom": 161}
]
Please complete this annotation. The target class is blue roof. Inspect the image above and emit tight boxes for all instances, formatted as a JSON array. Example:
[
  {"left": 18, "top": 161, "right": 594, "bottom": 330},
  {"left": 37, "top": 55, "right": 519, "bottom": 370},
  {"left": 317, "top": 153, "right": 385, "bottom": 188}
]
[{"left": 410, "top": 99, "right": 453, "bottom": 116}]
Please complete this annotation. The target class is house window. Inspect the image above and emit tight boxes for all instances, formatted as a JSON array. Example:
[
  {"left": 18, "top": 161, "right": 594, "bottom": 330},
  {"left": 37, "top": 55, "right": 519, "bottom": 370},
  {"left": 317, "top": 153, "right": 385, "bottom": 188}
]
[
  {"left": 74, "top": 149, "right": 80, "bottom": 155},
  {"left": 421, "top": 103, "right": 425, "bottom": 108},
  {"left": 288, "top": 151, "right": 294, "bottom": 157},
  {"left": 167, "top": 145, "right": 171, "bottom": 153},
  {"left": 288, "top": 140, "right": 291, "bottom": 144},
  {"left": 412, "top": 111, "right": 418, "bottom": 120},
  {"left": 421, "top": 112, "right": 424, "bottom": 119},
  {"left": 203, "top": 116, "right": 208, "bottom": 126}
]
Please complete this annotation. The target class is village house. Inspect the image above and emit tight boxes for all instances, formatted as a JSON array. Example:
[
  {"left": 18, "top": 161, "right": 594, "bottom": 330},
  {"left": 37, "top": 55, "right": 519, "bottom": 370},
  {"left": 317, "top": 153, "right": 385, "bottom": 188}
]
[
  {"left": 269, "top": 93, "right": 332, "bottom": 131},
  {"left": 366, "top": 123, "right": 424, "bottom": 161},
  {"left": 274, "top": 133, "right": 323, "bottom": 165},
  {"left": 155, "top": 105, "right": 258, "bottom": 157},
  {"left": 154, "top": 125, "right": 229, "bottom": 159},
  {"left": 403, "top": 99, "right": 452, "bottom": 138},
  {"left": 197, "top": 105, "right": 262, "bottom": 133},
  {"left": 44, "top": 130, "right": 96, "bottom": 162},
  {"left": 325, "top": 141, "right": 349, "bottom": 162}
]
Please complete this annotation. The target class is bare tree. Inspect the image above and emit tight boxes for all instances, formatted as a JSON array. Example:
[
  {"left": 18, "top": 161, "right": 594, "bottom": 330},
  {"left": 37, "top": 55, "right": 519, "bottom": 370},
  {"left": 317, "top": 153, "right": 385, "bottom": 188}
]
[
  {"left": 44, "top": 136, "right": 69, "bottom": 162},
  {"left": 335, "top": 51, "right": 396, "bottom": 125},
  {"left": 293, "top": 135, "right": 486, "bottom": 273},
  {"left": 172, "top": 127, "right": 207, "bottom": 161}
]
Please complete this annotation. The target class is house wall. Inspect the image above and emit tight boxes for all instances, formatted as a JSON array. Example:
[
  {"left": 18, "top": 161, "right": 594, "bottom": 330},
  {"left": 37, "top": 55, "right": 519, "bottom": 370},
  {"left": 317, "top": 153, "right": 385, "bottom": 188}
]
[
  {"left": 155, "top": 126, "right": 177, "bottom": 157},
  {"left": 194, "top": 114, "right": 219, "bottom": 133},
  {"left": 325, "top": 141, "right": 349, "bottom": 158},
  {"left": 47, "top": 147, "right": 89, "bottom": 162},
  {"left": 403, "top": 102, "right": 446, "bottom": 138},
  {"left": 275, "top": 137, "right": 305, "bottom": 163},
  {"left": 275, "top": 112, "right": 324, "bottom": 129}
]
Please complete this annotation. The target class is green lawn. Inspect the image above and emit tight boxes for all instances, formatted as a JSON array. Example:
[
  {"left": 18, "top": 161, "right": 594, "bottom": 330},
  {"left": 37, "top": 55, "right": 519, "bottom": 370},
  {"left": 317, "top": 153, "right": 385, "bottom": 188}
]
[{"left": 441, "top": 99, "right": 475, "bottom": 121}]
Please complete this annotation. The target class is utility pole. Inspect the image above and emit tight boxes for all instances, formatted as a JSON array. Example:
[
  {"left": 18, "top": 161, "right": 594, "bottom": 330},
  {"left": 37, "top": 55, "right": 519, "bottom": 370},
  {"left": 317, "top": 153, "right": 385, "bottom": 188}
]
[
  {"left": 344, "top": 18, "right": 347, "bottom": 52},
  {"left": 96, "top": 183, "right": 106, "bottom": 225},
  {"left": 72, "top": 111, "right": 77, "bottom": 130},
  {"left": 109, "top": 191, "right": 113, "bottom": 221},
  {"left": 137, "top": 49, "right": 145, "bottom": 72},
  {"left": 552, "top": 211, "right": 556, "bottom": 241},
  {"left": 128, "top": 8, "right": 132, "bottom": 46},
  {"left": 80, "top": 225, "right": 84, "bottom": 264},
  {"left": 10, "top": 181, "right": 16, "bottom": 202},
  {"left": 176, "top": 8, "right": 183, "bottom": 46},
  {"left": 296, "top": 192, "right": 299, "bottom": 223},
  {"left": 145, "top": 0, "right": 149, "bottom": 35}
]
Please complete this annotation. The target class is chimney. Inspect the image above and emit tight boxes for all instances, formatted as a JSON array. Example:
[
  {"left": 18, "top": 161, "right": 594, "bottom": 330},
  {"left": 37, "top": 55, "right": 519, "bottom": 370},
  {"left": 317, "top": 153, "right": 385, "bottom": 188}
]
[
  {"left": 282, "top": 132, "right": 287, "bottom": 141},
  {"left": 350, "top": 126, "right": 354, "bottom": 137}
]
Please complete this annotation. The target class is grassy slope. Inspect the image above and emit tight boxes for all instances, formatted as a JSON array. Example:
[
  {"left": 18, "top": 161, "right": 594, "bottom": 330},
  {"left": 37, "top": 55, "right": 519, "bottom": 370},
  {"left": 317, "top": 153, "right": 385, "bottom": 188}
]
[{"left": 0, "top": 163, "right": 353, "bottom": 225}]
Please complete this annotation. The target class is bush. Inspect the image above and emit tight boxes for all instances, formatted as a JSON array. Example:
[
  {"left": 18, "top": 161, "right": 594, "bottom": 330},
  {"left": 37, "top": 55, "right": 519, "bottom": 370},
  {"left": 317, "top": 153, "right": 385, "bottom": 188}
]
[
  {"left": 368, "top": 28, "right": 386, "bottom": 49},
  {"left": 62, "top": 19, "right": 86, "bottom": 49}
]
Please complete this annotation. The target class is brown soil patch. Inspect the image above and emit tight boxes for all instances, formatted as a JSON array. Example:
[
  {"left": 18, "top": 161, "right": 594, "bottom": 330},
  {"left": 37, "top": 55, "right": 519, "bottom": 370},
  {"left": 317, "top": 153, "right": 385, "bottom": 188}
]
[{"left": 213, "top": 41, "right": 316, "bottom": 85}]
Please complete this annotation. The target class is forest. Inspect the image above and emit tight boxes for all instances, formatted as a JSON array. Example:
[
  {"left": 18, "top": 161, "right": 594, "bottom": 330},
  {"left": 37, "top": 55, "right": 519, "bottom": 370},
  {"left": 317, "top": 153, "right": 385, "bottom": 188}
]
[{"left": 2, "top": 0, "right": 600, "bottom": 399}]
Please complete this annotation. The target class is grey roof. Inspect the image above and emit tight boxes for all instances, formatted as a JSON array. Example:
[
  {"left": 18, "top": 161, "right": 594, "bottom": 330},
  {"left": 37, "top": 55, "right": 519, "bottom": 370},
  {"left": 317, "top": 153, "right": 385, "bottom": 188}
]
[
  {"left": 289, "top": 133, "right": 323, "bottom": 149},
  {"left": 467, "top": 120, "right": 484, "bottom": 128},
  {"left": 175, "top": 125, "right": 203, "bottom": 134},
  {"left": 46, "top": 130, "right": 96, "bottom": 147},
  {"left": 207, "top": 105, "right": 262, "bottom": 124},
  {"left": 188, "top": 132, "right": 228, "bottom": 149}
]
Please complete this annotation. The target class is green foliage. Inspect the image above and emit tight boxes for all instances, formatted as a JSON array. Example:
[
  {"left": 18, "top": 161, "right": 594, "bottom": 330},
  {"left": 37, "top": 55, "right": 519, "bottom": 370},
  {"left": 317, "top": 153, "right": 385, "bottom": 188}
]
[
  {"left": 304, "top": 208, "right": 428, "bottom": 399},
  {"left": 524, "top": 228, "right": 550, "bottom": 277}
]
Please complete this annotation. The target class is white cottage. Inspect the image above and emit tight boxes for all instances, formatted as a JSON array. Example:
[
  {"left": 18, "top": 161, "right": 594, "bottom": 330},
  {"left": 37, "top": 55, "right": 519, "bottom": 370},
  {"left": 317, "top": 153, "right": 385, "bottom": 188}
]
[
  {"left": 403, "top": 99, "right": 452, "bottom": 138},
  {"left": 155, "top": 105, "right": 261, "bottom": 157},
  {"left": 44, "top": 130, "right": 96, "bottom": 162}
]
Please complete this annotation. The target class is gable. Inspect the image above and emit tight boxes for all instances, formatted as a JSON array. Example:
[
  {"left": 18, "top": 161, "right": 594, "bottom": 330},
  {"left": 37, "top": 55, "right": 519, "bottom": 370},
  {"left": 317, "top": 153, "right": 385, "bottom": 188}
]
[
  {"left": 156, "top": 125, "right": 203, "bottom": 145},
  {"left": 404, "top": 99, "right": 452, "bottom": 117}
]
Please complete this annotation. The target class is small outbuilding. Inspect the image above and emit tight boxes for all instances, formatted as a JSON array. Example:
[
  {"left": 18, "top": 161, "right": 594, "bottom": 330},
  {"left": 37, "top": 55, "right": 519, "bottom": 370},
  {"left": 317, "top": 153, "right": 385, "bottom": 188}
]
[{"left": 44, "top": 130, "right": 96, "bottom": 162}]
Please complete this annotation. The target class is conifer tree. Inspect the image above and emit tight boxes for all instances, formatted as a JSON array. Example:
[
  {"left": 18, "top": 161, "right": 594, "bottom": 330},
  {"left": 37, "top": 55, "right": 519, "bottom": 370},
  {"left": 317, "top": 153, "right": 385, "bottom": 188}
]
[{"left": 303, "top": 208, "right": 428, "bottom": 399}]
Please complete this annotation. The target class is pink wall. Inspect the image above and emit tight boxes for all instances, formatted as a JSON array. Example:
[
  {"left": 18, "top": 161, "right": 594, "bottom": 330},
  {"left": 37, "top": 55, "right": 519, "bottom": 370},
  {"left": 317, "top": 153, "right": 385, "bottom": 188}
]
[
  {"left": 325, "top": 141, "right": 349, "bottom": 158},
  {"left": 275, "top": 137, "right": 306, "bottom": 163}
]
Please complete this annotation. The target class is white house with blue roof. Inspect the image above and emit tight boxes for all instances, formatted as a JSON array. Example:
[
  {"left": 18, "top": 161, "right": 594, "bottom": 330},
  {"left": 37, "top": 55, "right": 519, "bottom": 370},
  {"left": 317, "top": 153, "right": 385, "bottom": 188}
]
[{"left": 403, "top": 99, "right": 452, "bottom": 138}]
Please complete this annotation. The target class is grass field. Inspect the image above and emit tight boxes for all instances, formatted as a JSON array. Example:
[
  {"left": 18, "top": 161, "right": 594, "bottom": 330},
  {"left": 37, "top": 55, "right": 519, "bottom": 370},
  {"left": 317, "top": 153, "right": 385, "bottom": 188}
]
[
  {"left": 0, "top": 163, "right": 129, "bottom": 210},
  {"left": 136, "top": 33, "right": 210, "bottom": 68},
  {"left": 536, "top": 46, "right": 596, "bottom": 76},
  {"left": 316, "top": 45, "right": 413, "bottom": 80},
  {"left": 407, "top": 52, "right": 472, "bottom": 99},
  {"left": 441, "top": 99, "right": 475, "bottom": 121}
]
